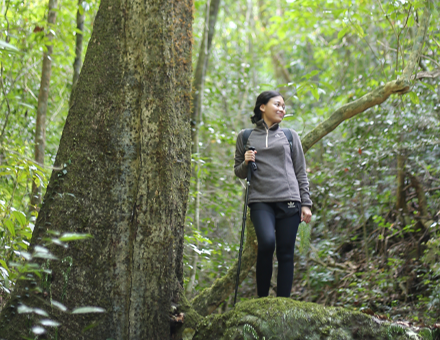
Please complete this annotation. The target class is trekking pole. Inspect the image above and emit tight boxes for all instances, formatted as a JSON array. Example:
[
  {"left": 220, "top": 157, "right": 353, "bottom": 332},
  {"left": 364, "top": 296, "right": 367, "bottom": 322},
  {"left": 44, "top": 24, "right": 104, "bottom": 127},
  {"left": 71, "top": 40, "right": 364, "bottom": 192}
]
[{"left": 234, "top": 147, "right": 256, "bottom": 307}]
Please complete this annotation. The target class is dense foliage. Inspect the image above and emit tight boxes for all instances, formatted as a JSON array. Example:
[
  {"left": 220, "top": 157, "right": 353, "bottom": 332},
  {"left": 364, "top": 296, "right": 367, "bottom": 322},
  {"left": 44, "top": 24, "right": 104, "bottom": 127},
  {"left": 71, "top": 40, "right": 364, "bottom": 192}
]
[{"left": 1, "top": 0, "right": 439, "bottom": 329}]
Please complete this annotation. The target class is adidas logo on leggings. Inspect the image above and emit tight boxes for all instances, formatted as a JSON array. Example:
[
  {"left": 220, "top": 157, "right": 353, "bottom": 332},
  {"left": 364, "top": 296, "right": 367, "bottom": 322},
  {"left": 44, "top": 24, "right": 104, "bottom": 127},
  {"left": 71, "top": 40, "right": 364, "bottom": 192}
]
[{"left": 287, "top": 202, "right": 295, "bottom": 208}]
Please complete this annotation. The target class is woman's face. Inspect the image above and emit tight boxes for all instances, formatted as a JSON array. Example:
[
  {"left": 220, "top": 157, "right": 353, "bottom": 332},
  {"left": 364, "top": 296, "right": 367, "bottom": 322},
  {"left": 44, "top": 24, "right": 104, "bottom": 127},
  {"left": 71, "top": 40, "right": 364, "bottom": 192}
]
[{"left": 260, "top": 96, "right": 286, "bottom": 127}]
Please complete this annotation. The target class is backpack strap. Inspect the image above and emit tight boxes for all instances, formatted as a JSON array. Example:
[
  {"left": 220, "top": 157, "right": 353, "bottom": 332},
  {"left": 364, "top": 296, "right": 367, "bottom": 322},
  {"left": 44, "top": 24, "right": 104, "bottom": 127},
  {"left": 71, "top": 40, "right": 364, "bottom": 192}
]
[
  {"left": 281, "top": 128, "right": 293, "bottom": 154},
  {"left": 242, "top": 129, "right": 253, "bottom": 150}
]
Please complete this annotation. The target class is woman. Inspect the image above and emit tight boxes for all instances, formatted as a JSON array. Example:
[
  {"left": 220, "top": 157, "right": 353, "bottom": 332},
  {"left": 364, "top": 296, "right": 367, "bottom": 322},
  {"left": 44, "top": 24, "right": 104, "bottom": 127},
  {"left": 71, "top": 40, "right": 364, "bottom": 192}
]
[{"left": 234, "top": 90, "right": 312, "bottom": 298}]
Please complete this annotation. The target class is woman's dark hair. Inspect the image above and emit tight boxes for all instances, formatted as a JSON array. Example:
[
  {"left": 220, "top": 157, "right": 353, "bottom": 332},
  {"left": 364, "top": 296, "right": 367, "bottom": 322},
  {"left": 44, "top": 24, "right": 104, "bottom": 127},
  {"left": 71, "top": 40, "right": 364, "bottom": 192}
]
[{"left": 251, "top": 90, "right": 284, "bottom": 124}]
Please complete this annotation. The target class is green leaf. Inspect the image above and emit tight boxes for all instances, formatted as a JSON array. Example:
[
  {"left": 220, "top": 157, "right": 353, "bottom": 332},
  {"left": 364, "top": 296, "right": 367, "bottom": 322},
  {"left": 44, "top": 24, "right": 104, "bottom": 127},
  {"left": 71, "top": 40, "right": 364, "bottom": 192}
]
[
  {"left": 5, "top": 219, "right": 15, "bottom": 237},
  {"left": 354, "top": 24, "right": 365, "bottom": 38},
  {"left": 333, "top": 8, "right": 346, "bottom": 19},
  {"left": 59, "top": 233, "right": 92, "bottom": 241},
  {"left": 0, "top": 40, "right": 20, "bottom": 52},
  {"left": 408, "top": 92, "right": 419, "bottom": 104},
  {"left": 51, "top": 300, "right": 68, "bottom": 312},
  {"left": 338, "top": 26, "right": 350, "bottom": 39},
  {"left": 420, "top": 81, "right": 435, "bottom": 92},
  {"left": 17, "top": 102, "right": 36, "bottom": 110},
  {"left": 0, "top": 259, "right": 9, "bottom": 271},
  {"left": 301, "top": 70, "right": 319, "bottom": 80},
  {"left": 71, "top": 306, "right": 105, "bottom": 314},
  {"left": 309, "top": 84, "right": 320, "bottom": 100},
  {"left": 33, "top": 246, "right": 58, "bottom": 260},
  {"left": 40, "top": 319, "right": 61, "bottom": 327},
  {"left": 12, "top": 210, "right": 26, "bottom": 226}
]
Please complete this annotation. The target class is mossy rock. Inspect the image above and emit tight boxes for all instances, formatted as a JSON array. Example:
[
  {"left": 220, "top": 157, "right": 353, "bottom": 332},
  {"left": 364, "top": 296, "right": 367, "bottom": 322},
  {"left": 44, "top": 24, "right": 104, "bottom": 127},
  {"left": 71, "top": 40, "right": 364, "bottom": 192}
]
[{"left": 193, "top": 298, "right": 436, "bottom": 340}]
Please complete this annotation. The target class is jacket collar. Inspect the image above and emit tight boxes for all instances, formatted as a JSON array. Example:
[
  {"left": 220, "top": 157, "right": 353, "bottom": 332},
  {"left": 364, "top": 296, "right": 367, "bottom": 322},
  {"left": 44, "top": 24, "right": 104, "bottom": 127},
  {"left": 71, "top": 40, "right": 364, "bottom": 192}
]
[{"left": 256, "top": 119, "right": 280, "bottom": 131}]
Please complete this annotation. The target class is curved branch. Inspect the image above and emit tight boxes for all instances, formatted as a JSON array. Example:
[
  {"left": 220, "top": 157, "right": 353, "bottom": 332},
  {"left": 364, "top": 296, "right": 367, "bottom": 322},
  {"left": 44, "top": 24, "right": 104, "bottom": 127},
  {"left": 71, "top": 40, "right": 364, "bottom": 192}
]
[
  {"left": 301, "top": 80, "right": 409, "bottom": 154},
  {"left": 301, "top": 2, "right": 431, "bottom": 154}
]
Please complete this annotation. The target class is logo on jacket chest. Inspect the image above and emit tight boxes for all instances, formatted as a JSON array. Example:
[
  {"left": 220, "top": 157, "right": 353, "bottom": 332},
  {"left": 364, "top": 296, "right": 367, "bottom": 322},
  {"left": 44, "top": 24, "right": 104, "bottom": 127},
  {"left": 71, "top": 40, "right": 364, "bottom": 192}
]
[{"left": 275, "top": 133, "right": 282, "bottom": 138}]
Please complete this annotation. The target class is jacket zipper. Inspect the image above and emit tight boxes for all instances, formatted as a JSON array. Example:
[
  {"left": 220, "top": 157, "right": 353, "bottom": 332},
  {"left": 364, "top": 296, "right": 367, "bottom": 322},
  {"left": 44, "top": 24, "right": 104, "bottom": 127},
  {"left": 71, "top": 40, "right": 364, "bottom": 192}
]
[{"left": 265, "top": 126, "right": 268, "bottom": 147}]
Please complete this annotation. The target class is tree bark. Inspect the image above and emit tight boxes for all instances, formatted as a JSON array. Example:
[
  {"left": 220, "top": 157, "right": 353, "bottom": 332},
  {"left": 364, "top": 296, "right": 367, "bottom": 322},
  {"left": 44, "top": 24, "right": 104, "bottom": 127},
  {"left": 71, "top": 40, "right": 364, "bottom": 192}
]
[
  {"left": 30, "top": 0, "right": 58, "bottom": 209},
  {"left": 0, "top": 0, "right": 192, "bottom": 339}
]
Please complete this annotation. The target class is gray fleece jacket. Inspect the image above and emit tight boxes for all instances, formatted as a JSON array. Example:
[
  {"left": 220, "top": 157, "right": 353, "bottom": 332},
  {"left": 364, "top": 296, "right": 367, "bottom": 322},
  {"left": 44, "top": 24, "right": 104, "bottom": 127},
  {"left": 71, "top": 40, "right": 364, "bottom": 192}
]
[{"left": 234, "top": 119, "right": 312, "bottom": 207}]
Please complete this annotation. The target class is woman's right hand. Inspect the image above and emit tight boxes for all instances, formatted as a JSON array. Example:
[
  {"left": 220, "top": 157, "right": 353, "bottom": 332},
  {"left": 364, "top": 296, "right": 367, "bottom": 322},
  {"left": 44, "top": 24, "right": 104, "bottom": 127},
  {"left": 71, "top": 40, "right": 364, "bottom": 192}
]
[{"left": 244, "top": 150, "right": 257, "bottom": 165}]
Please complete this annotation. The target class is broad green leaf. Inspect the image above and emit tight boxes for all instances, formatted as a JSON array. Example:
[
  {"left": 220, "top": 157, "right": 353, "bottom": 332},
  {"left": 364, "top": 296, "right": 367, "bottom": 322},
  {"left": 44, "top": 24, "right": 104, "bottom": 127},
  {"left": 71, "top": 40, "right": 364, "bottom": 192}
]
[
  {"left": 5, "top": 220, "right": 15, "bottom": 237},
  {"left": 51, "top": 300, "right": 68, "bottom": 312},
  {"left": 338, "top": 26, "right": 350, "bottom": 39},
  {"left": 301, "top": 70, "right": 319, "bottom": 80},
  {"left": 33, "top": 246, "right": 58, "bottom": 260},
  {"left": 40, "top": 319, "right": 61, "bottom": 327},
  {"left": 408, "top": 92, "right": 419, "bottom": 104},
  {"left": 0, "top": 266, "right": 8, "bottom": 278},
  {"left": 333, "top": 8, "right": 346, "bottom": 19},
  {"left": 12, "top": 210, "right": 26, "bottom": 226},
  {"left": 354, "top": 24, "right": 365, "bottom": 38},
  {"left": 71, "top": 306, "right": 105, "bottom": 314},
  {"left": 17, "top": 102, "right": 36, "bottom": 110},
  {"left": 0, "top": 40, "right": 20, "bottom": 52},
  {"left": 0, "top": 259, "right": 9, "bottom": 271},
  {"left": 309, "top": 84, "right": 320, "bottom": 100},
  {"left": 420, "top": 81, "right": 435, "bottom": 92},
  {"left": 32, "top": 326, "right": 45, "bottom": 335},
  {"left": 17, "top": 305, "right": 34, "bottom": 314},
  {"left": 59, "top": 233, "right": 92, "bottom": 241}
]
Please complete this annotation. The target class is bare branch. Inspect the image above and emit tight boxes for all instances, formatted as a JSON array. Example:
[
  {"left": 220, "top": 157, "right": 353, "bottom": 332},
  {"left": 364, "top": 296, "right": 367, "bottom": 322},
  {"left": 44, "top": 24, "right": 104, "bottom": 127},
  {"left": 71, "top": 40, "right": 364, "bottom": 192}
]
[{"left": 413, "top": 68, "right": 440, "bottom": 79}]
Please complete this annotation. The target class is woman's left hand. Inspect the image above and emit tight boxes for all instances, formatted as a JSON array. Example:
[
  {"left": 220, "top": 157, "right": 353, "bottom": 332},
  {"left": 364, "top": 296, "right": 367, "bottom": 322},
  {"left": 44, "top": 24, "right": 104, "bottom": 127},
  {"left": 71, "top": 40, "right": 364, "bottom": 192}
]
[{"left": 301, "top": 206, "right": 312, "bottom": 224}]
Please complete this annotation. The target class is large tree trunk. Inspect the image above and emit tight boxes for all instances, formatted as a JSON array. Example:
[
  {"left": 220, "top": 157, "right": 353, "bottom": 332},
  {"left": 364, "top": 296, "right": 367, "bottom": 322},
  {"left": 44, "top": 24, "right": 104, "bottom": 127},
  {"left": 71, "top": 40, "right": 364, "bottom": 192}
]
[
  {"left": 0, "top": 0, "right": 192, "bottom": 339},
  {"left": 30, "top": 0, "right": 58, "bottom": 208}
]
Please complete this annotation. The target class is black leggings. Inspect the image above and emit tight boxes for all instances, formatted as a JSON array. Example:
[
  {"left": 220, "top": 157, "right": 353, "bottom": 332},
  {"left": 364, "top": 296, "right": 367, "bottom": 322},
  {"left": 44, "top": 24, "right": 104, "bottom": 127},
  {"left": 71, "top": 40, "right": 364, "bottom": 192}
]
[{"left": 250, "top": 202, "right": 300, "bottom": 297}]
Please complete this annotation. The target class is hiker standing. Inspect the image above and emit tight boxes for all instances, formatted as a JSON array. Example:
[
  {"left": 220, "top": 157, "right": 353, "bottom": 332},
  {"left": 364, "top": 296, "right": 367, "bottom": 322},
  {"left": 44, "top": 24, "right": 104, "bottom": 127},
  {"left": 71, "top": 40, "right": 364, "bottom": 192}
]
[{"left": 234, "top": 90, "right": 312, "bottom": 298}]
